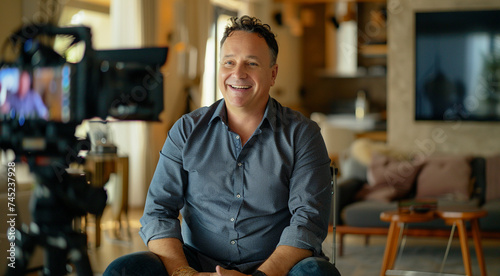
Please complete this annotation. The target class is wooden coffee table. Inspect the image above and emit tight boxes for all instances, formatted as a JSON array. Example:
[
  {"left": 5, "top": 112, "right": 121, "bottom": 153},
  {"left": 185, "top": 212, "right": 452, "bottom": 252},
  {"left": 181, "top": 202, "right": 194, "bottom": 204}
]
[{"left": 379, "top": 207, "right": 487, "bottom": 276}]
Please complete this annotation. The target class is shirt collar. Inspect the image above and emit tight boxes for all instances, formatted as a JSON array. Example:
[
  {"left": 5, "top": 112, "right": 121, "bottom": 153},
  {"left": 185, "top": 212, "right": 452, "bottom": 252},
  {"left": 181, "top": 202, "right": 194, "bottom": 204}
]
[
  {"left": 209, "top": 97, "right": 277, "bottom": 131},
  {"left": 209, "top": 99, "right": 227, "bottom": 125}
]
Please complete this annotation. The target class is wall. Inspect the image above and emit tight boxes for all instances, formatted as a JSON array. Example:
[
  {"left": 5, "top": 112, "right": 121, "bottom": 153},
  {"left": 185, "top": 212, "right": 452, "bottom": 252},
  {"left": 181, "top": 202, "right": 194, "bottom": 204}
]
[
  {"left": 270, "top": 6, "right": 302, "bottom": 109},
  {"left": 0, "top": 2, "right": 22, "bottom": 62},
  {"left": 387, "top": 0, "right": 500, "bottom": 156}
]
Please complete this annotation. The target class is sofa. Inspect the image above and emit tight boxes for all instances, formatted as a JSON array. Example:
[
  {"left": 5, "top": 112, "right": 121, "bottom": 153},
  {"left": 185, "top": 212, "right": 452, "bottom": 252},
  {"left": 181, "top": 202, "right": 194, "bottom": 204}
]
[{"left": 333, "top": 139, "right": 500, "bottom": 256}]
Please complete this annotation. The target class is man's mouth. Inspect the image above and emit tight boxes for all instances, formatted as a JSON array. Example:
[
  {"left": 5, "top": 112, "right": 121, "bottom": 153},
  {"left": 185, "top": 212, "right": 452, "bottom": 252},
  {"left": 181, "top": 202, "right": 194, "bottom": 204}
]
[{"left": 229, "top": 84, "right": 251, "bottom": 90}]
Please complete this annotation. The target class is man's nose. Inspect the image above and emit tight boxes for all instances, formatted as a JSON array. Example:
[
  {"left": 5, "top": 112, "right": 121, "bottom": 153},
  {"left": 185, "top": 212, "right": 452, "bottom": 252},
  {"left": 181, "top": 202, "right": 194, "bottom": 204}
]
[{"left": 233, "top": 64, "right": 247, "bottom": 78}]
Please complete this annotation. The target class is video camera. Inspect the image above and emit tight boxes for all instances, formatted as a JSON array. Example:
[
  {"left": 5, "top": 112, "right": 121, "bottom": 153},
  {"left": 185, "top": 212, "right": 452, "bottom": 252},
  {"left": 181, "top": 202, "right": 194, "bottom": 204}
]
[
  {"left": 0, "top": 24, "right": 168, "bottom": 156},
  {"left": 0, "top": 24, "right": 168, "bottom": 275}
]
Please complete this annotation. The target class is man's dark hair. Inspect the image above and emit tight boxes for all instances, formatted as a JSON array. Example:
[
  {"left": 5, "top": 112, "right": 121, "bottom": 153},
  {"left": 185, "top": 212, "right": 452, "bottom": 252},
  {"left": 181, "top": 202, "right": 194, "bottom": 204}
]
[{"left": 221, "top": 15, "right": 278, "bottom": 66}]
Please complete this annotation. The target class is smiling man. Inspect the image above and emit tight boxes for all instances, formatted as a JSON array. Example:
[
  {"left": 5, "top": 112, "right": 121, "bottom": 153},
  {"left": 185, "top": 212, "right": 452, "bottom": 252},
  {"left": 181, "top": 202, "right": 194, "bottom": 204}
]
[
  {"left": 105, "top": 16, "right": 340, "bottom": 276},
  {"left": 218, "top": 25, "right": 278, "bottom": 146}
]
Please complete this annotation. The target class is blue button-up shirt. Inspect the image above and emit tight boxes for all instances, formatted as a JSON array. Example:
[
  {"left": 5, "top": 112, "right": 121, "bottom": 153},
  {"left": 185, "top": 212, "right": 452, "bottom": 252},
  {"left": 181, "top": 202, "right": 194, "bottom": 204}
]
[{"left": 139, "top": 97, "right": 332, "bottom": 270}]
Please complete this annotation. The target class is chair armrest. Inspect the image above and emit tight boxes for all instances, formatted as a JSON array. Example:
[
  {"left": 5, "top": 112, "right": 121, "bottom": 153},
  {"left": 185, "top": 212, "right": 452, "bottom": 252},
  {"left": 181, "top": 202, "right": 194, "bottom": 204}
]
[{"left": 470, "top": 157, "right": 486, "bottom": 205}]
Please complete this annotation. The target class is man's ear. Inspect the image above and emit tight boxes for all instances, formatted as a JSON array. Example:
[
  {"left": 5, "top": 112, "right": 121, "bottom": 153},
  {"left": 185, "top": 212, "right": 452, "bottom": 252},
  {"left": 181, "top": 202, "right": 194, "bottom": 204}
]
[{"left": 271, "top": 64, "right": 278, "bottom": 86}]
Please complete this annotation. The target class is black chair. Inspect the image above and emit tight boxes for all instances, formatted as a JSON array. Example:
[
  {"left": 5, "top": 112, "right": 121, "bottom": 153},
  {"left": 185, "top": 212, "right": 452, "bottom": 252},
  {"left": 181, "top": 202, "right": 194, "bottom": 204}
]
[{"left": 330, "top": 166, "right": 338, "bottom": 265}]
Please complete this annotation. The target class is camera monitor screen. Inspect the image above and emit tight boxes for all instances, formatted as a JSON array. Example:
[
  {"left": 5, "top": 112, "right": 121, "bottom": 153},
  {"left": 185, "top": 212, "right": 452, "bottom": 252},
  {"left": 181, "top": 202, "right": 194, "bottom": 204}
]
[{"left": 0, "top": 65, "right": 71, "bottom": 123}]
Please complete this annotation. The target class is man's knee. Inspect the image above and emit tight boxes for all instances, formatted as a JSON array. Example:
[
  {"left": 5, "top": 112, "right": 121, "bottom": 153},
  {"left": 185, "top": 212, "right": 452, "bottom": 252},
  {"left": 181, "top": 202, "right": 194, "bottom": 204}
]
[
  {"left": 288, "top": 257, "right": 341, "bottom": 276},
  {"left": 103, "top": 251, "right": 167, "bottom": 276}
]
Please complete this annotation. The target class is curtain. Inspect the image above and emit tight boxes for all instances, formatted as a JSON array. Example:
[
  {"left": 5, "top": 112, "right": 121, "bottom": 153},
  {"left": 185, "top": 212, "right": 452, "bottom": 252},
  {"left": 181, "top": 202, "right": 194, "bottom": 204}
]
[
  {"left": 142, "top": 0, "right": 214, "bottom": 201},
  {"left": 108, "top": 0, "right": 146, "bottom": 207},
  {"left": 142, "top": 0, "right": 157, "bottom": 47},
  {"left": 174, "top": 0, "right": 212, "bottom": 110}
]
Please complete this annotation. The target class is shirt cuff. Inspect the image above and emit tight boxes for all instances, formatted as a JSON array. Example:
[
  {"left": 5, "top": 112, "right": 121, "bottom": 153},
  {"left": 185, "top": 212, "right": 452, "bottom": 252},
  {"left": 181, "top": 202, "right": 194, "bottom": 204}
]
[
  {"left": 277, "top": 225, "right": 325, "bottom": 256},
  {"left": 139, "top": 218, "right": 183, "bottom": 246}
]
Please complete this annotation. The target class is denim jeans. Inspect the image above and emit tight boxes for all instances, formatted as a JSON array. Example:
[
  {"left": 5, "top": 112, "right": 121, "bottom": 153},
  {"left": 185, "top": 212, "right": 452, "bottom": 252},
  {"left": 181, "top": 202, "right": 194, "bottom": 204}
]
[{"left": 103, "top": 247, "right": 340, "bottom": 276}]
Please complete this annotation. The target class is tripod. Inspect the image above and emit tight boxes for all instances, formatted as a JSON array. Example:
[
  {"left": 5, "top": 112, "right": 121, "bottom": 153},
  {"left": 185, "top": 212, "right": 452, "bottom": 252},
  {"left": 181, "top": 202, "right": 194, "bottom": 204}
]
[{"left": 5, "top": 158, "right": 107, "bottom": 276}]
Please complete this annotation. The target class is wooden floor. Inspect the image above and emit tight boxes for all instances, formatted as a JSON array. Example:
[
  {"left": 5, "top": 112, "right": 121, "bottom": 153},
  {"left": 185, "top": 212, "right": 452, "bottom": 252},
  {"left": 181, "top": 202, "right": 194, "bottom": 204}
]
[
  {"left": 85, "top": 207, "right": 148, "bottom": 275},
  {"left": 24, "top": 206, "right": 499, "bottom": 275},
  {"left": 84, "top": 207, "right": 335, "bottom": 275}
]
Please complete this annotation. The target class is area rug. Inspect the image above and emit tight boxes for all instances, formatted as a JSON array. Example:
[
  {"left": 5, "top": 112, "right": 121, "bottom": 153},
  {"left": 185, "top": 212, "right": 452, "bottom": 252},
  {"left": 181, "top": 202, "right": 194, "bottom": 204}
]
[{"left": 323, "top": 236, "right": 500, "bottom": 276}]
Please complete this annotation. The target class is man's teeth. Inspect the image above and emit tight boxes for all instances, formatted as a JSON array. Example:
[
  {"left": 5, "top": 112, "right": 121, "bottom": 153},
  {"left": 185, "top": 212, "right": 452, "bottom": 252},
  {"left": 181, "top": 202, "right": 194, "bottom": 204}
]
[{"left": 231, "top": 85, "right": 250, "bottom": 89}]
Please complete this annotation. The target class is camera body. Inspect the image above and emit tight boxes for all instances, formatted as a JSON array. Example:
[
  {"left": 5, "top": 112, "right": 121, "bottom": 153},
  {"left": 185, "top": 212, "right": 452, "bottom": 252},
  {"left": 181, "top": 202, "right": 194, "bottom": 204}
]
[{"left": 0, "top": 24, "right": 168, "bottom": 156}]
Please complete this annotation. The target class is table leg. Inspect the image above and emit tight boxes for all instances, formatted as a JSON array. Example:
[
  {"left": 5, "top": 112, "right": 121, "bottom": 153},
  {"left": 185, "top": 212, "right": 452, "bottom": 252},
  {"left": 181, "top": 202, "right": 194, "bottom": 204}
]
[
  {"left": 471, "top": 219, "right": 487, "bottom": 276},
  {"left": 380, "top": 221, "right": 400, "bottom": 276},
  {"left": 389, "top": 222, "right": 404, "bottom": 269},
  {"left": 95, "top": 214, "right": 101, "bottom": 248},
  {"left": 456, "top": 219, "right": 472, "bottom": 276}
]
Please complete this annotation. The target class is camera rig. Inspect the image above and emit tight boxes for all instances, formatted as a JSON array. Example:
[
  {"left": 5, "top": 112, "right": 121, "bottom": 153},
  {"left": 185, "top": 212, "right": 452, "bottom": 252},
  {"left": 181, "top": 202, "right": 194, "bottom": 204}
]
[
  {"left": 0, "top": 23, "right": 168, "bottom": 275},
  {"left": 1, "top": 24, "right": 168, "bottom": 156}
]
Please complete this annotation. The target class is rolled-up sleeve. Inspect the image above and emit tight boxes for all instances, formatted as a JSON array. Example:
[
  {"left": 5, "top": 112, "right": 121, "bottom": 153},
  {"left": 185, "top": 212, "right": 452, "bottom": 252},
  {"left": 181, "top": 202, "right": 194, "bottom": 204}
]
[
  {"left": 139, "top": 120, "right": 188, "bottom": 245},
  {"left": 277, "top": 125, "right": 332, "bottom": 256}
]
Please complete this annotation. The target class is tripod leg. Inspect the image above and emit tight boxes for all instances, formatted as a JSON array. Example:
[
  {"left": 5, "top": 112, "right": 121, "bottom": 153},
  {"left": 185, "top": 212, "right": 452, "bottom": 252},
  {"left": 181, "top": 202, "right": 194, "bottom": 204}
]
[
  {"left": 44, "top": 243, "right": 69, "bottom": 276},
  {"left": 5, "top": 227, "right": 37, "bottom": 276},
  {"left": 66, "top": 231, "right": 93, "bottom": 276}
]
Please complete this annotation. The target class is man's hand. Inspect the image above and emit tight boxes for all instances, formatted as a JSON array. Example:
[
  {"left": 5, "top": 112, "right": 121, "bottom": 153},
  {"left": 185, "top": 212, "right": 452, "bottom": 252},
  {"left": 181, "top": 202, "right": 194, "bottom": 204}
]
[
  {"left": 214, "top": 265, "right": 249, "bottom": 276},
  {"left": 195, "top": 266, "right": 250, "bottom": 276}
]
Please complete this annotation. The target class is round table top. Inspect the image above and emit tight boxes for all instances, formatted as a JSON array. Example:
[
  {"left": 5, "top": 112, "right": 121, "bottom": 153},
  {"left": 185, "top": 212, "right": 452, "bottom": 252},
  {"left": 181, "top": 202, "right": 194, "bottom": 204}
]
[
  {"left": 380, "top": 210, "right": 435, "bottom": 223},
  {"left": 436, "top": 206, "right": 487, "bottom": 219},
  {"left": 381, "top": 207, "right": 488, "bottom": 223}
]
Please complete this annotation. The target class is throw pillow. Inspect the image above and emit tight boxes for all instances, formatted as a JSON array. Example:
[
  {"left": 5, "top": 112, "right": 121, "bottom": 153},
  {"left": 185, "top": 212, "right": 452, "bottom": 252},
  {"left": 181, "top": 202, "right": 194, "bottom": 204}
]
[
  {"left": 356, "top": 153, "right": 424, "bottom": 202},
  {"left": 340, "top": 155, "right": 368, "bottom": 182},
  {"left": 415, "top": 155, "right": 472, "bottom": 201},
  {"left": 485, "top": 154, "right": 500, "bottom": 202}
]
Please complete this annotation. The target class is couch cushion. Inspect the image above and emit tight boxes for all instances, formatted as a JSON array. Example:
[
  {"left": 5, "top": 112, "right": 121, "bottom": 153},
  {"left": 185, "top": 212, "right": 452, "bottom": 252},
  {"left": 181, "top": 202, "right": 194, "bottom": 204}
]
[
  {"left": 356, "top": 154, "right": 423, "bottom": 202},
  {"left": 342, "top": 199, "right": 480, "bottom": 229},
  {"left": 339, "top": 156, "right": 367, "bottom": 182},
  {"left": 342, "top": 201, "right": 397, "bottom": 228},
  {"left": 416, "top": 155, "right": 472, "bottom": 201}
]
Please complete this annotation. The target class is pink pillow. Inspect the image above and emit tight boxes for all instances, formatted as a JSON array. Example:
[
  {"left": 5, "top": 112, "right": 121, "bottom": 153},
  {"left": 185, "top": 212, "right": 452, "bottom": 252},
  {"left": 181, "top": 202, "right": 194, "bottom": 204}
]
[
  {"left": 415, "top": 156, "right": 472, "bottom": 200},
  {"left": 356, "top": 154, "right": 424, "bottom": 202}
]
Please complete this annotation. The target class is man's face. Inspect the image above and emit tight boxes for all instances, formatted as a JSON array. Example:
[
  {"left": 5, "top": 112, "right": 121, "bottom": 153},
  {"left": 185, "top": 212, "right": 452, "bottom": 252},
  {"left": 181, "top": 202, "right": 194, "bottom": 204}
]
[
  {"left": 18, "top": 72, "right": 30, "bottom": 99},
  {"left": 218, "top": 31, "right": 278, "bottom": 113}
]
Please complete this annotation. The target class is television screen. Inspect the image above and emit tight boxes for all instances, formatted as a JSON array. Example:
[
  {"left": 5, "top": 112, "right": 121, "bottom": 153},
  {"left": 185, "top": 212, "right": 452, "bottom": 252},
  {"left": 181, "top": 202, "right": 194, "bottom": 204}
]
[{"left": 415, "top": 10, "right": 500, "bottom": 121}]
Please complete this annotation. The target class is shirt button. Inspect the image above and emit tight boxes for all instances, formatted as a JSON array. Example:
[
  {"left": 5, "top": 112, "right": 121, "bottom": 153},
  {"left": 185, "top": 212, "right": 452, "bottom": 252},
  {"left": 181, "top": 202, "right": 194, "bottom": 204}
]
[
  {"left": 235, "top": 135, "right": 240, "bottom": 140},
  {"left": 238, "top": 162, "right": 242, "bottom": 167},
  {"left": 230, "top": 218, "right": 235, "bottom": 222},
  {"left": 236, "top": 194, "right": 241, "bottom": 198},
  {"left": 230, "top": 240, "right": 236, "bottom": 245}
]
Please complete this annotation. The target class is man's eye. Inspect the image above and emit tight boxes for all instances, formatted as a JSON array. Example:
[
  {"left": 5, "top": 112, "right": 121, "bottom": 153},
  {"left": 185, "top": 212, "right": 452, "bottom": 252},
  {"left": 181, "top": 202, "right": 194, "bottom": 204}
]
[
  {"left": 223, "top": 61, "right": 234, "bottom": 66},
  {"left": 248, "top": 62, "right": 259, "bottom": 67}
]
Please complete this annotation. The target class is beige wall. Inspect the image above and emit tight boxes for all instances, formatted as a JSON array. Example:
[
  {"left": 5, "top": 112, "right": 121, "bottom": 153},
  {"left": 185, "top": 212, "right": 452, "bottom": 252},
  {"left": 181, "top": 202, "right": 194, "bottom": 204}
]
[
  {"left": 0, "top": 2, "right": 22, "bottom": 62},
  {"left": 267, "top": 4, "right": 302, "bottom": 109},
  {"left": 387, "top": 0, "right": 500, "bottom": 156},
  {"left": 0, "top": 0, "right": 63, "bottom": 60}
]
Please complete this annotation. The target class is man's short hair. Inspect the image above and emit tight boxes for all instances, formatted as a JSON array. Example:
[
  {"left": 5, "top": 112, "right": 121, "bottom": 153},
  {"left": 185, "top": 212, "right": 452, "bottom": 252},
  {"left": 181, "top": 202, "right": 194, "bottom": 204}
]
[{"left": 221, "top": 15, "right": 278, "bottom": 66}]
